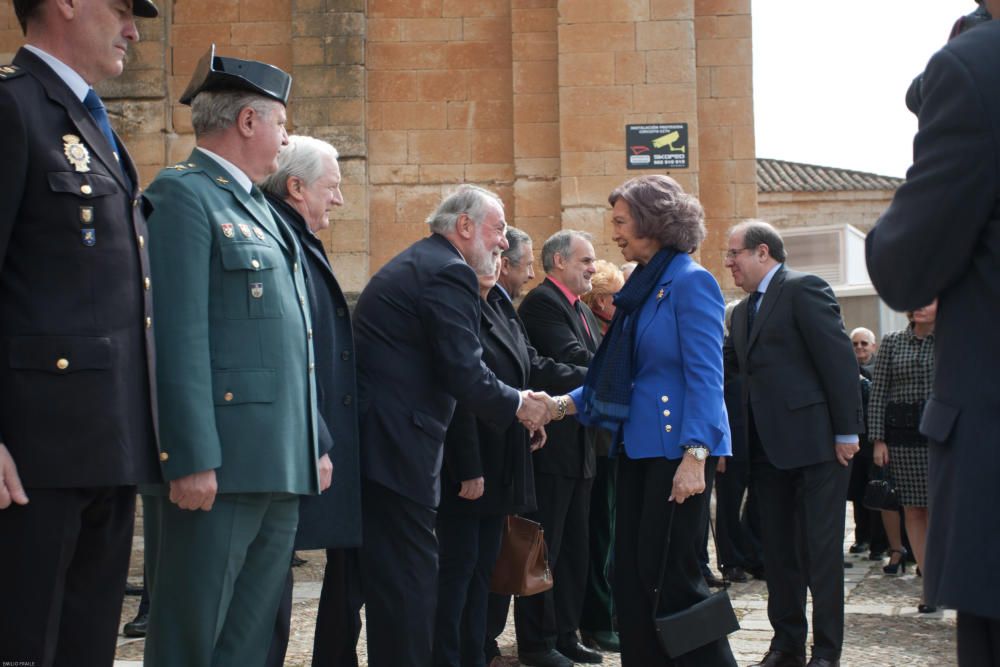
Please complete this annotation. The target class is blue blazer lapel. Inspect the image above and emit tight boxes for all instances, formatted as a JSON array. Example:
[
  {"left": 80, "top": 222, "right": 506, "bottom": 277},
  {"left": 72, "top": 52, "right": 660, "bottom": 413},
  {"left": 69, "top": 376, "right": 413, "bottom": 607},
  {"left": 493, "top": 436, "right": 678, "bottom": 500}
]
[{"left": 635, "top": 253, "right": 685, "bottom": 344}]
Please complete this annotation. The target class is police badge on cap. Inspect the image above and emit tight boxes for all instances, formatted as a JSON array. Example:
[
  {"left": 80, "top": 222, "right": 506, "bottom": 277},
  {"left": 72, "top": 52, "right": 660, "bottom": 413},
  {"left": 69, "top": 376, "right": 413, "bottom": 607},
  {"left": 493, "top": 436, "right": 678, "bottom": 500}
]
[{"left": 179, "top": 44, "right": 292, "bottom": 106}]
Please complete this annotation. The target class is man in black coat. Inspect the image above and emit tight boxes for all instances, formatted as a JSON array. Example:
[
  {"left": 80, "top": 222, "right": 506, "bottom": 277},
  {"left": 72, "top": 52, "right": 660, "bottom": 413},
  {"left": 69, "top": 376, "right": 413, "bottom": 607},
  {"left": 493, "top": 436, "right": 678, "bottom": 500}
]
[
  {"left": 261, "top": 135, "right": 362, "bottom": 667},
  {"left": 866, "top": 7, "right": 1000, "bottom": 662},
  {"left": 725, "top": 220, "right": 862, "bottom": 667},
  {"left": 0, "top": 1, "right": 161, "bottom": 664},
  {"left": 353, "top": 185, "right": 552, "bottom": 667},
  {"left": 515, "top": 230, "right": 604, "bottom": 667}
]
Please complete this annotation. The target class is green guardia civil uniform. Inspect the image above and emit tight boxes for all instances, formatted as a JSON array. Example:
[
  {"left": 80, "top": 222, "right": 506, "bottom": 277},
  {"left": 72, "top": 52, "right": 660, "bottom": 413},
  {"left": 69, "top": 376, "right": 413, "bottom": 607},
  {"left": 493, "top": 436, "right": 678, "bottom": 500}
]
[{"left": 141, "top": 148, "right": 319, "bottom": 667}]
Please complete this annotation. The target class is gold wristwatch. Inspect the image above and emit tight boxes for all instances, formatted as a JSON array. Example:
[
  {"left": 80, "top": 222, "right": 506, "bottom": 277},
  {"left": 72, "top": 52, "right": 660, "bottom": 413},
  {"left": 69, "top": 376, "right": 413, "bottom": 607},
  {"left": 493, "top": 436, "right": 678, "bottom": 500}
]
[{"left": 683, "top": 445, "right": 709, "bottom": 461}]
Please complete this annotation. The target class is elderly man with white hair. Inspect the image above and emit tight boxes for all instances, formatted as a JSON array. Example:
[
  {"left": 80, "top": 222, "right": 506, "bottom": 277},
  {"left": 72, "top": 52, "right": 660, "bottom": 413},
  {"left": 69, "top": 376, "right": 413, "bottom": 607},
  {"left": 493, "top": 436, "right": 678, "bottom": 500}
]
[{"left": 260, "top": 136, "right": 363, "bottom": 667}]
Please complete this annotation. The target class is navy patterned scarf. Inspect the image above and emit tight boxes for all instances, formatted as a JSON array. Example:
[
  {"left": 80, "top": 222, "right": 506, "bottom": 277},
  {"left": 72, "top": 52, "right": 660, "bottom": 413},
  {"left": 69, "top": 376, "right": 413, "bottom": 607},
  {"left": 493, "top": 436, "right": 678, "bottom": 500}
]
[{"left": 582, "top": 247, "right": 677, "bottom": 429}]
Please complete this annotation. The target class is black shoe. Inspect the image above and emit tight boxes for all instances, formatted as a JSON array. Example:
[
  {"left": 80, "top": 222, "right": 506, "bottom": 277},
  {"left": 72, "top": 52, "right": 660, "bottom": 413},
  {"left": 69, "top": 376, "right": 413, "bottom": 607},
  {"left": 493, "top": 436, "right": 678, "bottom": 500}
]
[
  {"left": 557, "top": 640, "right": 604, "bottom": 664},
  {"left": 868, "top": 550, "right": 886, "bottom": 561},
  {"left": 123, "top": 612, "right": 148, "bottom": 638},
  {"left": 849, "top": 541, "right": 869, "bottom": 554},
  {"left": 723, "top": 566, "right": 749, "bottom": 583},
  {"left": 918, "top": 603, "right": 938, "bottom": 613},
  {"left": 806, "top": 659, "right": 839, "bottom": 667},
  {"left": 704, "top": 572, "right": 727, "bottom": 588},
  {"left": 748, "top": 565, "right": 767, "bottom": 581},
  {"left": 580, "top": 630, "right": 620, "bottom": 652},
  {"left": 883, "top": 548, "right": 908, "bottom": 575},
  {"left": 843, "top": 561, "right": 854, "bottom": 569},
  {"left": 124, "top": 582, "right": 144, "bottom": 596},
  {"left": 518, "top": 649, "right": 574, "bottom": 667},
  {"left": 751, "top": 650, "right": 806, "bottom": 667}
]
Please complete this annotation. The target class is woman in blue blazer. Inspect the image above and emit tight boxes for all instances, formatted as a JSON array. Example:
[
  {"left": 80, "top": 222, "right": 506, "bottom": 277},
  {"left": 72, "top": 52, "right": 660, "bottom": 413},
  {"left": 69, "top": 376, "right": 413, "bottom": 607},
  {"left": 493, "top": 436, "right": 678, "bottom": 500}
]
[{"left": 549, "top": 175, "right": 736, "bottom": 666}]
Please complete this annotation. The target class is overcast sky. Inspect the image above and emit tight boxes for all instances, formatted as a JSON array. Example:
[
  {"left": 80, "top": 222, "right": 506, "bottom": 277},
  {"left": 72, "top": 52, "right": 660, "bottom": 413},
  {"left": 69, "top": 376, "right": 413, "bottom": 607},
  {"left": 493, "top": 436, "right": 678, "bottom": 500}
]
[{"left": 752, "top": 0, "right": 978, "bottom": 178}]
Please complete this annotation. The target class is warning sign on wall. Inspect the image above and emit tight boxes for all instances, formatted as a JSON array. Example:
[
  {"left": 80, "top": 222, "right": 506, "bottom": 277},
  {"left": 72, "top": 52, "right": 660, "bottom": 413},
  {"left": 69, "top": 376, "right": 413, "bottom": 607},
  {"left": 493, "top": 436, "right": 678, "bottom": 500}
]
[{"left": 626, "top": 123, "right": 689, "bottom": 170}]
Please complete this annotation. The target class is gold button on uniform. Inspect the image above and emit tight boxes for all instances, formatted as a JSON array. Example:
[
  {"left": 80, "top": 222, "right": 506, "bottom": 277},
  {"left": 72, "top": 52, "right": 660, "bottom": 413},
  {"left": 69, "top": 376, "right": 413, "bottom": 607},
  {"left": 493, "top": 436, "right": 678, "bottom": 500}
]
[
  {"left": 307, "top": 329, "right": 313, "bottom": 339},
  {"left": 251, "top": 259, "right": 261, "bottom": 270},
  {"left": 144, "top": 277, "right": 151, "bottom": 290},
  {"left": 138, "top": 235, "right": 145, "bottom": 248},
  {"left": 665, "top": 425, "right": 673, "bottom": 433},
  {"left": 661, "top": 395, "right": 669, "bottom": 403},
  {"left": 159, "top": 452, "right": 169, "bottom": 462},
  {"left": 309, "top": 363, "right": 315, "bottom": 372},
  {"left": 224, "top": 392, "right": 234, "bottom": 402},
  {"left": 300, "top": 296, "right": 306, "bottom": 306},
  {"left": 145, "top": 316, "right": 152, "bottom": 329},
  {"left": 56, "top": 358, "right": 69, "bottom": 370},
  {"left": 80, "top": 184, "right": 92, "bottom": 195}
]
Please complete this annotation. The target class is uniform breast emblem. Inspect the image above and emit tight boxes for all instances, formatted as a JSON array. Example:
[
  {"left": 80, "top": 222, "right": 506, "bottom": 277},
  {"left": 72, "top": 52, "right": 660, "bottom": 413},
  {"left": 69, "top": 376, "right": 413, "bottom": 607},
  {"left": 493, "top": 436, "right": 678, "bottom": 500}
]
[
  {"left": 253, "top": 227, "right": 266, "bottom": 241},
  {"left": 81, "top": 228, "right": 96, "bottom": 246},
  {"left": 221, "top": 223, "right": 235, "bottom": 238},
  {"left": 63, "top": 134, "right": 91, "bottom": 173},
  {"left": 238, "top": 223, "right": 253, "bottom": 239},
  {"left": 250, "top": 282, "right": 264, "bottom": 299}
]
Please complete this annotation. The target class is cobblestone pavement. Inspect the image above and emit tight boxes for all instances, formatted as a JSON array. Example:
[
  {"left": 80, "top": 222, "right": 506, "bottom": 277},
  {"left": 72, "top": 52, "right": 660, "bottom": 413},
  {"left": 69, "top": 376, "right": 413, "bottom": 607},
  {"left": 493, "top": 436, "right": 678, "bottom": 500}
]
[{"left": 115, "top": 517, "right": 957, "bottom": 666}]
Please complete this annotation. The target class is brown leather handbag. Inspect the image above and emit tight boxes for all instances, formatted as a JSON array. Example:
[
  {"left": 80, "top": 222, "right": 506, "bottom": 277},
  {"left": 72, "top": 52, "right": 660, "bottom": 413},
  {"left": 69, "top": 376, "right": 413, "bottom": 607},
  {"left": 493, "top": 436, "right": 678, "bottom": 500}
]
[{"left": 489, "top": 515, "right": 553, "bottom": 597}]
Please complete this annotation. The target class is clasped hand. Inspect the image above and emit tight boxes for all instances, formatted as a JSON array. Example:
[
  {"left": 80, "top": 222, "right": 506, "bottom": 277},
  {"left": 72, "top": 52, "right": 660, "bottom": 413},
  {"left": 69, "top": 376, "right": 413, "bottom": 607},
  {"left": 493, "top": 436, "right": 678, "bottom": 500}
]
[{"left": 516, "top": 390, "right": 554, "bottom": 431}]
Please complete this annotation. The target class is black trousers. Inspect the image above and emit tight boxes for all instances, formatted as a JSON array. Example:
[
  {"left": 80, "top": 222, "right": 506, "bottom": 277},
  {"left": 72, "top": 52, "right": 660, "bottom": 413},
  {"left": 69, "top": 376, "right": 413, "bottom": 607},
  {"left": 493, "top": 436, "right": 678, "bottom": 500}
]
[
  {"left": 752, "top": 459, "right": 850, "bottom": 661},
  {"left": 433, "top": 513, "right": 504, "bottom": 667},
  {"left": 615, "top": 456, "right": 736, "bottom": 667},
  {"left": 581, "top": 455, "right": 617, "bottom": 634},
  {"left": 514, "top": 473, "right": 593, "bottom": 652},
  {"left": 958, "top": 612, "right": 1000, "bottom": 666},
  {"left": 359, "top": 479, "right": 438, "bottom": 667},
  {"left": 714, "top": 457, "right": 763, "bottom": 572},
  {"left": 266, "top": 548, "right": 361, "bottom": 667},
  {"left": 0, "top": 485, "right": 136, "bottom": 667}
]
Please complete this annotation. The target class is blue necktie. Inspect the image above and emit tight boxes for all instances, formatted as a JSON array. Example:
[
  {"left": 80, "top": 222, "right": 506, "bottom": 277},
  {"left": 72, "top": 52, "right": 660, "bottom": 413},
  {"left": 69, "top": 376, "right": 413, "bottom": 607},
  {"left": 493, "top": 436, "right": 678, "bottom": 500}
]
[
  {"left": 84, "top": 88, "right": 131, "bottom": 191},
  {"left": 746, "top": 290, "right": 762, "bottom": 338}
]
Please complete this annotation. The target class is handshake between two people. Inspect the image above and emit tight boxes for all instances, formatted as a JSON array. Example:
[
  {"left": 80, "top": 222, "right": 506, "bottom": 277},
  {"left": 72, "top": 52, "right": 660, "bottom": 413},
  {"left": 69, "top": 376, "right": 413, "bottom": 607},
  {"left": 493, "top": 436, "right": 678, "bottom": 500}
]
[{"left": 516, "top": 390, "right": 576, "bottom": 443}]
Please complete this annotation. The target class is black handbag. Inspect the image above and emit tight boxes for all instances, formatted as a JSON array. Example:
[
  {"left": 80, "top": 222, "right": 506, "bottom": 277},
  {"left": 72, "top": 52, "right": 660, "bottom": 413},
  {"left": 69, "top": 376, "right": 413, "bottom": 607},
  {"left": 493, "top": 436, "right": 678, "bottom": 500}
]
[
  {"left": 863, "top": 468, "right": 900, "bottom": 511},
  {"left": 652, "top": 504, "right": 740, "bottom": 658}
]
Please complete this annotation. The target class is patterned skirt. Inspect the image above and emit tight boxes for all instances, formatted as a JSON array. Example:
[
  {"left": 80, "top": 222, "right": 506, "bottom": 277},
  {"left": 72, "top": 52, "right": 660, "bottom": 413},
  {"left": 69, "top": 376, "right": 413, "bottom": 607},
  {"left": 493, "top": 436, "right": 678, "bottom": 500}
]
[{"left": 887, "top": 444, "right": 929, "bottom": 507}]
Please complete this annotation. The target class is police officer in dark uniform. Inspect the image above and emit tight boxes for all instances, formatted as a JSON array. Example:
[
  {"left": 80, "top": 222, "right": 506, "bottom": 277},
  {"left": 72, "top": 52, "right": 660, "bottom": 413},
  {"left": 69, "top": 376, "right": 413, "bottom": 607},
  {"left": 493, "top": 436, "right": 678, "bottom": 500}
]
[{"left": 0, "top": 0, "right": 161, "bottom": 665}]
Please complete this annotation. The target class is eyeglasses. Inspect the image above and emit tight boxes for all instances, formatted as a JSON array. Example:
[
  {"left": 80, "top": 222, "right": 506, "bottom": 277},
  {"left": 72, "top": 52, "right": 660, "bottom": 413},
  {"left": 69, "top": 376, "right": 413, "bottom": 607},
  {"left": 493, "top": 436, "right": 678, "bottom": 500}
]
[{"left": 723, "top": 248, "right": 751, "bottom": 261}]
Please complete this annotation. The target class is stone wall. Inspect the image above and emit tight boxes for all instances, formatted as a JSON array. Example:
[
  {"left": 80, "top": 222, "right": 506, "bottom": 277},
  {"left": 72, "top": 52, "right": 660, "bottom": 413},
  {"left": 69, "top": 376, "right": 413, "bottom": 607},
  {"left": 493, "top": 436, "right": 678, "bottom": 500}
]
[
  {"left": 759, "top": 190, "right": 894, "bottom": 235},
  {"left": 1, "top": 0, "right": 757, "bottom": 293}
]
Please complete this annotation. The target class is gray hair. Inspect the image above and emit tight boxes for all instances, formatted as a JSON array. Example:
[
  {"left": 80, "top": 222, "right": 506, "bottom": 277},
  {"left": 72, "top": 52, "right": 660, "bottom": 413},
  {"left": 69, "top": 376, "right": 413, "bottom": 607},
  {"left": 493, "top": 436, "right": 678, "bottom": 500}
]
[
  {"left": 541, "top": 230, "right": 593, "bottom": 273},
  {"left": 259, "top": 135, "right": 339, "bottom": 199},
  {"left": 730, "top": 219, "right": 787, "bottom": 263},
  {"left": 504, "top": 227, "right": 533, "bottom": 265},
  {"left": 426, "top": 185, "right": 504, "bottom": 234},
  {"left": 850, "top": 327, "right": 876, "bottom": 343},
  {"left": 190, "top": 90, "right": 278, "bottom": 138},
  {"left": 724, "top": 299, "right": 741, "bottom": 337},
  {"left": 608, "top": 175, "right": 706, "bottom": 253}
]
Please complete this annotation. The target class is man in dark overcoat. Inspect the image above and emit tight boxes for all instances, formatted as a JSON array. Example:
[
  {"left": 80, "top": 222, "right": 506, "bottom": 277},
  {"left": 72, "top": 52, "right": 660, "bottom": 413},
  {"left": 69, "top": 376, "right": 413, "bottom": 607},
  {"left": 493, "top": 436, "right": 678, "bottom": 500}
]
[
  {"left": 0, "top": 1, "right": 160, "bottom": 663},
  {"left": 261, "top": 135, "right": 362, "bottom": 667},
  {"left": 867, "top": 4, "right": 1000, "bottom": 661}
]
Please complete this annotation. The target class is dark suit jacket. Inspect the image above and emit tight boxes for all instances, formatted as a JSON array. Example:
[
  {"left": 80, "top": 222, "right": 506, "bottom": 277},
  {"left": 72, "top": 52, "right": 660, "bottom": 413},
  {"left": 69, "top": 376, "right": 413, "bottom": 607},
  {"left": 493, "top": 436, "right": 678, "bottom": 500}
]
[
  {"left": 441, "top": 288, "right": 586, "bottom": 517},
  {"left": 866, "top": 20, "right": 1000, "bottom": 618},
  {"left": 518, "top": 277, "right": 601, "bottom": 479},
  {"left": 726, "top": 267, "right": 862, "bottom": 469},
  {"left": 0, "top": 48, "right": 158, "bottom": 487},
  {"left": 268, "top": 197, "right": 362, "bottom": 550},
  {"left": 353, "top": 234, "right": 521, "bottom": 508}
]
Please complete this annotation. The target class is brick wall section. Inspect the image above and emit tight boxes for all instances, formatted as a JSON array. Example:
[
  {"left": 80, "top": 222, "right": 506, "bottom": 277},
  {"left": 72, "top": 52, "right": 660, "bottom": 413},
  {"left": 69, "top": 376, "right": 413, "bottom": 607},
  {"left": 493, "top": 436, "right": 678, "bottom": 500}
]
[
  {"left": 695, "top": 0, "right": 757, "bottom": 284},
  {"left": 291, "top": 0, "right": 368, "bottom": 291},
  {"left": 557, "top": 0, "right": 700, "bottom": 266},
  {"left": 366, "top": 0, "right": 516, "bottom": 272},
  {"left": 512, "top": 0, "right": 560, "bottom": 274}
]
